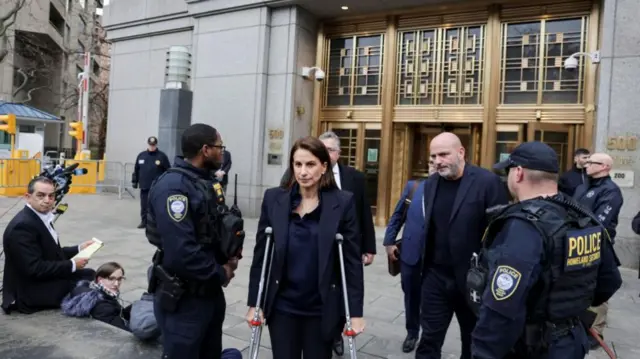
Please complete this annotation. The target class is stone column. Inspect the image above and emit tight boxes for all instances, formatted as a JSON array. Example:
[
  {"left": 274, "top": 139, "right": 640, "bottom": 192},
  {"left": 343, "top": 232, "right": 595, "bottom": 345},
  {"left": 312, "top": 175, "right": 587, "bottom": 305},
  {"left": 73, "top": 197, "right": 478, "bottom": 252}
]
[
  {"left": 595, "top": 0, "right": 640, "bottom": 269},
  {"left": 158, "top": 89, "right": 193, "bottom": 162}
]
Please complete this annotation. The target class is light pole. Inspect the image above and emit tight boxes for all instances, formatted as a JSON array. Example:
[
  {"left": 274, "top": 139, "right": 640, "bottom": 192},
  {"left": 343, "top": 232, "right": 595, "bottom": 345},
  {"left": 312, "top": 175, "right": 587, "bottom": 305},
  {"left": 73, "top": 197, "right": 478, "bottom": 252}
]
[{"left": 157, "top": 46, "right": 193, "bottom": 161}]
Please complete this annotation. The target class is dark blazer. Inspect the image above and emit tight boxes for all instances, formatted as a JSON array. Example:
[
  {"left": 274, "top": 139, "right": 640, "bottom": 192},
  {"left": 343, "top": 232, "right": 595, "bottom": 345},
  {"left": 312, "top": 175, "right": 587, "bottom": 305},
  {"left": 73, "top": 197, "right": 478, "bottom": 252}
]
[
  {"left": 2, "top": 206, "right": 80, "bottom": 314},
  {"left": 247, "top": 187, "right": 364, "bottom": 340},
  {"left": 220, "top": 151, "right": 232, "bottom": 187},
  {"left": 423, "top": 164, "right": 509, "bottom": 291},
  {"left": 280, "top": 163, "right": 377, "bottom": 254},
  {"left": 383, "top": 180, "right": 425, "bottom": 266}
]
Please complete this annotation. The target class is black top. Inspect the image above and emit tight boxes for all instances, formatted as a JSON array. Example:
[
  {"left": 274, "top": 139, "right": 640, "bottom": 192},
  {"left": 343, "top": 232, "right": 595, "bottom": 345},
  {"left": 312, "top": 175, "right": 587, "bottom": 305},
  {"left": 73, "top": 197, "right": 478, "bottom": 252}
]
[
  {"left": 276, "top": 186, "right": 323, "bottom": 315},
  {"left": 427, "top": 176, "right": 461, "bottom": 267}
]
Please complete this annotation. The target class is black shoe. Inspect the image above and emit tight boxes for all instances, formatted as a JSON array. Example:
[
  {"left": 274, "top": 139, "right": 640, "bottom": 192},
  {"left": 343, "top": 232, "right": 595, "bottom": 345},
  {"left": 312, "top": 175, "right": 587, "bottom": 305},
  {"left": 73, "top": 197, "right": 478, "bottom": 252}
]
[
  {"left": 402, "top": 335, "right": 418, "bottom": 353},
  {"left": 137, "top": 222, "right": 146, "bottom": 229},
  {"left": 333, "top": 336, "right": 344, "bottom": 356}
]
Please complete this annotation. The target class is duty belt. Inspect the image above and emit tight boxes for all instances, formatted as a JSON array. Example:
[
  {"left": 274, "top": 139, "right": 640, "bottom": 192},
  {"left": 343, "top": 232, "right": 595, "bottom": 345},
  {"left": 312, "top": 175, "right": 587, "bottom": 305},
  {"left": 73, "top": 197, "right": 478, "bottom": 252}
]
[{"left": 547, "top": 317, "right": 580, "bottom": 339}]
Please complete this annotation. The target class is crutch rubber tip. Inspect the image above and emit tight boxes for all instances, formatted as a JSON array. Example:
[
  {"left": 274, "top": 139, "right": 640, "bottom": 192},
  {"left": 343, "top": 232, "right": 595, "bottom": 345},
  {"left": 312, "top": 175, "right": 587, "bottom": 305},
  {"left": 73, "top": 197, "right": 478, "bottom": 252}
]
[
  {"left": 250, "top": 320, "right": 262, "bottom": 326},
  {"left": 344, "top": 329, "right": 356, "bottom": 337}
]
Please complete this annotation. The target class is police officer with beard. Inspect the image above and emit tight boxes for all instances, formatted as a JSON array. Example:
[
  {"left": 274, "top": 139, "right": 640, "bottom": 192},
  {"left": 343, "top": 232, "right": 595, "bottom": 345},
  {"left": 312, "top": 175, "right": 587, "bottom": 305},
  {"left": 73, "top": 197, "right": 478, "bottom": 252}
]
[
  {"left": 467, "top": 142, "right": 622, "bottom": 359},
  {"left": 145, "top": 124, "right": 243, "bottom": 359}
]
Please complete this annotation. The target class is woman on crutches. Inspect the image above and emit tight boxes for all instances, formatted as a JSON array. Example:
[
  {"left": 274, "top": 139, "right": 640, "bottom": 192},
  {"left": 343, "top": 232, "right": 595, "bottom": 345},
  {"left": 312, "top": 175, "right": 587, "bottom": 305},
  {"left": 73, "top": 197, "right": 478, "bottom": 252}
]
[{"left": 245, "top": 136, "right": 365, "bottom": 359}]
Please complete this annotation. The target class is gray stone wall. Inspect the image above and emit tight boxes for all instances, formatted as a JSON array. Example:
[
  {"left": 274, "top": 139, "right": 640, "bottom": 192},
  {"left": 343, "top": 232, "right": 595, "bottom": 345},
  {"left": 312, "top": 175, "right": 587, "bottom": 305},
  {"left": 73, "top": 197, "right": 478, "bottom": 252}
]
[{"left": 595, "top": 0, "right": 640, "bottom": 269}]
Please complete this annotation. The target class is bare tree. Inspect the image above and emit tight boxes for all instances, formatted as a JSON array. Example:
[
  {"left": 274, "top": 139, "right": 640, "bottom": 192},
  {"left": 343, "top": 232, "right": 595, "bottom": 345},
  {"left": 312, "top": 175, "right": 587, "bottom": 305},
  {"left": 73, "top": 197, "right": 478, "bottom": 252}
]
[
  {"left": 0, "top": 0, "right": 27, "bottom": 64},
  {"left": 0, "top": 0, "right": 111, "bottom": 155}
]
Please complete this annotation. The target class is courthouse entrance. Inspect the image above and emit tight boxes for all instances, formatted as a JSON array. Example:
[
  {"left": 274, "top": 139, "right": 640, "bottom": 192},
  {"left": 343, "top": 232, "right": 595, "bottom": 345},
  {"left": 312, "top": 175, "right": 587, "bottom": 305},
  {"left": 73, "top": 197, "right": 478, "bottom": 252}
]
[{"left": 314, "top": 0, "right": 600, "bottom": 225}]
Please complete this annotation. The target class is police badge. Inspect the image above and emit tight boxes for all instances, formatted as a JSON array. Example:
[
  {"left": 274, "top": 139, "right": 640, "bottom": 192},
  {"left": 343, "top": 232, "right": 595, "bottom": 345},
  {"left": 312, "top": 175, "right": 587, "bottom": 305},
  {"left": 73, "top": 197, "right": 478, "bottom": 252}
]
[
  {"left": 167, "top": 195, "right": 188, "bottom": 222},
  {"left": 155, "top": 160, "right": 161, "bottom": 165},
  {"left": 491, "top": 265, "right": 522, "bottom": 301}
]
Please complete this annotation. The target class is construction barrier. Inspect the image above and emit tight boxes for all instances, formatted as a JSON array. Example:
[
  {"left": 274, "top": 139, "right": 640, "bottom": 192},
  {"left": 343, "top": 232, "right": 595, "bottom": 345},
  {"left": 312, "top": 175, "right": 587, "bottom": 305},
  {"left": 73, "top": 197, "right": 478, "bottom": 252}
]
[
  {"left": 0, "top": 159, "right": 41, "bottom": 196},
  {"left": 65, "top": 160, "right": 125, "bottom": 197}
]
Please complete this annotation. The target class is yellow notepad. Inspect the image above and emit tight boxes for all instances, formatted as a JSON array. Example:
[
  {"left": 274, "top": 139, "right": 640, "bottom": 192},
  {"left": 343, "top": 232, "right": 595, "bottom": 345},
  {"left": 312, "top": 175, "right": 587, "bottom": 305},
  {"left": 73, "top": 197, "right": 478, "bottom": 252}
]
[{"left": 72, "top": 238, "right": 104, "bottom": 259}]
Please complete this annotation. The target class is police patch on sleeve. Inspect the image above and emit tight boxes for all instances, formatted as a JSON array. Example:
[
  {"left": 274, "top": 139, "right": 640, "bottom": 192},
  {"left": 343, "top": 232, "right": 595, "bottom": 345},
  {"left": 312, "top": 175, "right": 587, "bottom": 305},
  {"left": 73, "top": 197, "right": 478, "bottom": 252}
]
[
  {"left": 167, "top": 195, "right": 188, "bottom": 222},
  {"left": 491, "top": 265, "right": 522, "bottom": 301}
]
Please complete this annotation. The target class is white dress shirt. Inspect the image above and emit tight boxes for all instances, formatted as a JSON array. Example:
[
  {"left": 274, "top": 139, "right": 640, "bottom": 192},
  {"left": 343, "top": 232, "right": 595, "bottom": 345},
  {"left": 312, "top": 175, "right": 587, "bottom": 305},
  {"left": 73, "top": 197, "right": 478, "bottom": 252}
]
[
  {"left": 27, "top": 204, "right": 77, "bottom": 272},
  {"left": 333, "top": 163, "right": 342, "bottom": 190}
]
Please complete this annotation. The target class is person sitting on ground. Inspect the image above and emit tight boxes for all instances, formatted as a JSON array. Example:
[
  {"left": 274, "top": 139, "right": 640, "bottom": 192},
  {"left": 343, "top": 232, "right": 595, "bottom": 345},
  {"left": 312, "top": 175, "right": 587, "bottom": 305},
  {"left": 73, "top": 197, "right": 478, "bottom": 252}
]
[
  {"left": 61, "top": 262, "right": 132, "bottom": 331},
  {"left": 1, "top": 176, "right": 96, "bottom": 314}
]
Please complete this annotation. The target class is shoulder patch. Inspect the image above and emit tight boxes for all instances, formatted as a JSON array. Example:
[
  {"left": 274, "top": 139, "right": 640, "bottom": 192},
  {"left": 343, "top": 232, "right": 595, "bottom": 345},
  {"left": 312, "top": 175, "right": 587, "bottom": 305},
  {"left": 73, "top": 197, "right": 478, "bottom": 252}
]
[
  {"left": 167, "top": 194, "right": 188, "bottom": 222},
  {"left": 491, "top": 265, "right": 522, "bottom": 301},
  {"left": 565, "top": 226, "right": 602, "bottom": 271}
]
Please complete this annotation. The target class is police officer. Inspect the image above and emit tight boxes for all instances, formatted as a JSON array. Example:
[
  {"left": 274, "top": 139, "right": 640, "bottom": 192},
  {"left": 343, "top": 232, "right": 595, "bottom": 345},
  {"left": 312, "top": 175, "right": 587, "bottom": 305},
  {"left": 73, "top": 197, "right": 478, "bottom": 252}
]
[
  {"left": 573, "top": 152, "right": 623, "bottom": 349},
  {"left": 132, "top": 136, "right": 171, "bottom": 228},
  {"left": 146, "top": 124, "right": 242, "bottom": 359},
  {"left": 467, "top": 142, "right": 622, "bottom": 359}
]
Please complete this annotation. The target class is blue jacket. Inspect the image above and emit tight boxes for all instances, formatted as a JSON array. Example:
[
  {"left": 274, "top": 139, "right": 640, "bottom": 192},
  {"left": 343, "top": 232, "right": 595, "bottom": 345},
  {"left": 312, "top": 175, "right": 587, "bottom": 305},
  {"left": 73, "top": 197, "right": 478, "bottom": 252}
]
[{"left": 383, "top": 180, "right": 425, "bottom": 266}]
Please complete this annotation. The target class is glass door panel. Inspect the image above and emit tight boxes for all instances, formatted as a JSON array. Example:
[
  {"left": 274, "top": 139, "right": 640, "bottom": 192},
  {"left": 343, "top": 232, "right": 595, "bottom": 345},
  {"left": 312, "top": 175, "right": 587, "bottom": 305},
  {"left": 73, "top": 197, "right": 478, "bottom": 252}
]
[
  {"left": 328, "top": 123, "right": 359, "bottom": 168},
  {"left": 410, "top": 124, "right": 474, "bottom": 178},
  {"left": 363, "top": 124, "right": 381, "bottom": 216},
  {"left": 495, "top": 124, "right": 524, "bottom": 163},
  {"left": 527, "top": 123, "right": 574, "bottom": 171}
]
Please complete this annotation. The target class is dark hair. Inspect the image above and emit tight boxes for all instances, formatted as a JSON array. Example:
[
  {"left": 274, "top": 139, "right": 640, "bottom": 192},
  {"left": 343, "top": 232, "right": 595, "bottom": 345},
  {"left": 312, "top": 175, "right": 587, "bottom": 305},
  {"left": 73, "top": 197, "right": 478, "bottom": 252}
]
[
  {"left": 95, "top": 262, "right": 125, "bottom": 281},
  {"left": 181, "top": 123, "right": 219, "bottom": 159},
  {"left": 285, "top": 136, "right": 338, "bottom": 190},
  {"left": 574, "top": 148, "right": 590, "bottom": 156},
  {"left": 27, "top": 176, "right": 54, "bottom": 194}
]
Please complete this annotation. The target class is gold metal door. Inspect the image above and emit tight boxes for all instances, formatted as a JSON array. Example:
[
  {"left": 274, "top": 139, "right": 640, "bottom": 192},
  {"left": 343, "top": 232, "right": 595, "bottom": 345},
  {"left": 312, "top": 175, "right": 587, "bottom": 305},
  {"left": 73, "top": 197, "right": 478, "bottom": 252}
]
[
  {"left": 495, "top": 123, "right": 574, "bottom": 171},
  {"left": 327, "top": 122, "right": 382, "bottom": 215},
  {"left": 409, "top": 124, "right": 480, "bottom": 178},
  {"left": 527, "top": 123, "right": 575, "bottom": 172}
]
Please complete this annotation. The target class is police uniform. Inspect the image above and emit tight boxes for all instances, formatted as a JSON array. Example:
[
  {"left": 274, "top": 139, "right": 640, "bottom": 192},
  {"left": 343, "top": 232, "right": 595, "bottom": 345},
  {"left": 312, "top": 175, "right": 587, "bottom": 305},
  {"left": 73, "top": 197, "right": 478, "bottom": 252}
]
[
  {"left": 146, "top": 156, "right": 243, "bottom": 359},
  {"left": 132, "top": 136, "right": 171, "bottom": 227},
  {"left": 466, "top": 142, "right": 623, "bottom": 359}
]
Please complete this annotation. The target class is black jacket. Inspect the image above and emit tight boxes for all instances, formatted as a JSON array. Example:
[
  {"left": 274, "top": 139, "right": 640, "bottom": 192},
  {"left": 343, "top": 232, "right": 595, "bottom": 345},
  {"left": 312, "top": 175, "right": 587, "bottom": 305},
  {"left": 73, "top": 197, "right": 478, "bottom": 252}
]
[
  {"left": 62, "top": 280, "right": 131, "bottom": 332},
  {"left": 247, "top": 187, "right": 364, "bottom": 340},
  {"left": 2, "top": 206, "right": 81, "bottom": 314},
  {"left": 558, "top": 166, "right": 588, "bottom": 197},
  {"left": 280, "top": 163, "right": 377, "bottom": 254},
  {"left": 573, "top": 176, "right": 623, "bottom": 242}
]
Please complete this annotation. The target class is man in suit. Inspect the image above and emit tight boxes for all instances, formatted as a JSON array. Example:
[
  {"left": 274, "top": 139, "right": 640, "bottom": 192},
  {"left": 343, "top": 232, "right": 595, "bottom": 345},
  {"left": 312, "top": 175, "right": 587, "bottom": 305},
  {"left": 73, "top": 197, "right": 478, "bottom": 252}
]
[
  {"left": 384, "top": 179, "right": 426, "bottom": 353},
  {"left": 1, "top": 177, "right": 96, "bottom": 314},
  {"left": 214, "top": 147, "right": 232, "bottom": 192},
  {"left": 416, "top": 132, "right": 509, "bottom": 359},
  {"left": 279, "top": 131, "right": 376, "bottom": 355}
]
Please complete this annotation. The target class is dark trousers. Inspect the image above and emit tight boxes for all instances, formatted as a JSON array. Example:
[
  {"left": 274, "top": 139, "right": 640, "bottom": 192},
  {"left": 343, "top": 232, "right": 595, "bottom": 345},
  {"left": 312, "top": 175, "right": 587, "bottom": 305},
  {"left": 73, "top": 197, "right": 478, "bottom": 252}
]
[
  {"left": 140, "top": 189, "right": 149, "bottom": 223},
  {"left": 269, "top": 310, "right": 333, "bottom": 359},
  {"left": 546, "top": 326, "right": 589, "bottom": 359},
  {"left": 401, "top": 260, "right": 422, "bottom": 337},
  {"left": 416, "top": 266, "right": 477, "bottom": 359},
  {"left": 154, "top": 293, "right": 226, "bottom": 359}
]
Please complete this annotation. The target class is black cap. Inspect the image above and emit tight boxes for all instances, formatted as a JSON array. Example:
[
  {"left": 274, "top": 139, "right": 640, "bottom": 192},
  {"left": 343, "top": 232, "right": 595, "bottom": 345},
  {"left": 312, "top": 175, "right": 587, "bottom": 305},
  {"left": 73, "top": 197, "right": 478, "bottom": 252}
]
[
  {"left": 147, "top": 136, "right": 158, "bottom": 145},
  {"left": 493, "top": 141, "right": 559, "bottom": 174}
]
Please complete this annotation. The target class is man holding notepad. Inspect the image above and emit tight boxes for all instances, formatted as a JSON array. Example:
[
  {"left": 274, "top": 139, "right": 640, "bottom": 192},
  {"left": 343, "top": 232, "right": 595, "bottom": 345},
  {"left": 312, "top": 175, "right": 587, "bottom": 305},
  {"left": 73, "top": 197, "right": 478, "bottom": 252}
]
[{"left": 1, "top": 177, "right": 98, "bottom": 314}]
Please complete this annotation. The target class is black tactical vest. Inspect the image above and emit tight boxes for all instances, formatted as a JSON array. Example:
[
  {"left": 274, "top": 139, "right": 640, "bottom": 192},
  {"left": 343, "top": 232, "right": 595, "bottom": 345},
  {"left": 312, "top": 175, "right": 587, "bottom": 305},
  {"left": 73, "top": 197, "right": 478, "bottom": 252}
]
[
  {"left": 145, "top": 167, "right": 245, "bottom": 265},
  {"left": 468, "top": 195, "right": 606, "bottom": 323}
]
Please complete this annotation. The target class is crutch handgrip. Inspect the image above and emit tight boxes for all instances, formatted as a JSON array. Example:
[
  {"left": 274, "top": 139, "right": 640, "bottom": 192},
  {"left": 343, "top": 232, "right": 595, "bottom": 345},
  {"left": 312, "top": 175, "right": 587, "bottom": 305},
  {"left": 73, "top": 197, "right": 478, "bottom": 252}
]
[
  {"left": 250, "top": 319, "right": 262, "bottom": 326},
  {"left": 344, "top": 328, "right": 357, "bottom": 337}
]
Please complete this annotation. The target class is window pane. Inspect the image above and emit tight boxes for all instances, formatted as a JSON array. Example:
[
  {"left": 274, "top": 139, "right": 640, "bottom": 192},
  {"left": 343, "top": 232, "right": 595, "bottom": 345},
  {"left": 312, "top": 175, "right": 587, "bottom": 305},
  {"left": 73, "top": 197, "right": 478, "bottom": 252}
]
[{"left": 500, "top": 21, "right": 541, "bottom": 104}]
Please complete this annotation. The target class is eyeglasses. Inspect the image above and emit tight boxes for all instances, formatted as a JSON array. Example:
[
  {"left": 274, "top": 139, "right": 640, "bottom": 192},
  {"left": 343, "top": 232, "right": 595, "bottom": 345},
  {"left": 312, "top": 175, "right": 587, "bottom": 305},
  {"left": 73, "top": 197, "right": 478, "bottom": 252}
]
[
  {"left": 107, "top": 276, "right": 126, "bottom": 283},
  {"left": 585, "top": 161, "right": 603, "bottom": 166},
  {"left": 207, "top": 144, "right": 226, "bottom": 151}
]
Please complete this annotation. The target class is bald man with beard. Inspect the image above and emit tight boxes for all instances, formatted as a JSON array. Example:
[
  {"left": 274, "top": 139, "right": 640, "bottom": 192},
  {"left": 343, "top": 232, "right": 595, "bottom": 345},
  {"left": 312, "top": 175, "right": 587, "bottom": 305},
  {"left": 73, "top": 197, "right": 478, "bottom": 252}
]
[
  {"left": 416, "top": 132, "right": 509, "bottom": 359},
  {"left": 573, "top": 152, "right": 623, "bottom": 349}
]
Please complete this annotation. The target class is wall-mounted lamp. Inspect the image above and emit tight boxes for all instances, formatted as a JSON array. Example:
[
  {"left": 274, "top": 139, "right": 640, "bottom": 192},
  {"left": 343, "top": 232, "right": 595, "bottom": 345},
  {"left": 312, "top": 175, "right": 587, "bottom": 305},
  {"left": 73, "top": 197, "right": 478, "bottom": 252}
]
[{"left": 165, "top": 46, "right": 192, "bottom": 90}]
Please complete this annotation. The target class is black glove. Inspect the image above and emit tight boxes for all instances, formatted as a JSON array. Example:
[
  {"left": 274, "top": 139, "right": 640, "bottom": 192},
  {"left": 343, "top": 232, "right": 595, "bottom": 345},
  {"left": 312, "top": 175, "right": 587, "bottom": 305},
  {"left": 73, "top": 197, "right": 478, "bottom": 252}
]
[{"left": 132, "top": 182, "right": 138, "bottom": 189}]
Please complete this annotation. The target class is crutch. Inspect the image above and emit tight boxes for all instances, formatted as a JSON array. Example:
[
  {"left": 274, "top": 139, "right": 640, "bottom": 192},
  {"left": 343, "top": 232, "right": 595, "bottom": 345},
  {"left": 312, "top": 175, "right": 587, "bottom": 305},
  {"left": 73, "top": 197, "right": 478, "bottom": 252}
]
[
  {"left": 248, "top": 226, "right": 274, "bottom": 359},
  {"left": 336, "top": 233, "right": 358, "bottom": 359}
]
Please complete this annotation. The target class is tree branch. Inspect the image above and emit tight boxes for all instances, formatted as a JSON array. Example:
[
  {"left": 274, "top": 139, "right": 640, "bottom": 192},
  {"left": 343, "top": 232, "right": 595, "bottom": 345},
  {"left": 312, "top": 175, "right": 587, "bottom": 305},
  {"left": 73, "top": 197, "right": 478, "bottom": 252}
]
[{"left": 14, "top": 85, "right": 46, "bottom": 103}]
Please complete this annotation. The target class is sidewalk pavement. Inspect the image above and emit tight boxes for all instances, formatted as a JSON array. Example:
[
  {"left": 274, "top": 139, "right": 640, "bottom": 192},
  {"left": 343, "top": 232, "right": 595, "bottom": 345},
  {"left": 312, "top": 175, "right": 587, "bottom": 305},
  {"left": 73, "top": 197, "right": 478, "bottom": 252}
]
[{"left": 0, "top": 193, "right": 638, "bottom": 358}]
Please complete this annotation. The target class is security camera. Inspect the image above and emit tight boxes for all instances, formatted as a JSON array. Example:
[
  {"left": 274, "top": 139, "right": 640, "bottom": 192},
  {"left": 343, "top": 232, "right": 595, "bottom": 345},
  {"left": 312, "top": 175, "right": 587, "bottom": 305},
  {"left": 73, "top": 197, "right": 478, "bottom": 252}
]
[
  {"left": 564, "top": 56, "right": 579, "bottom": 71},
  {"left": 301, "top": 66, "right": 325, "bottom": 82}
]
